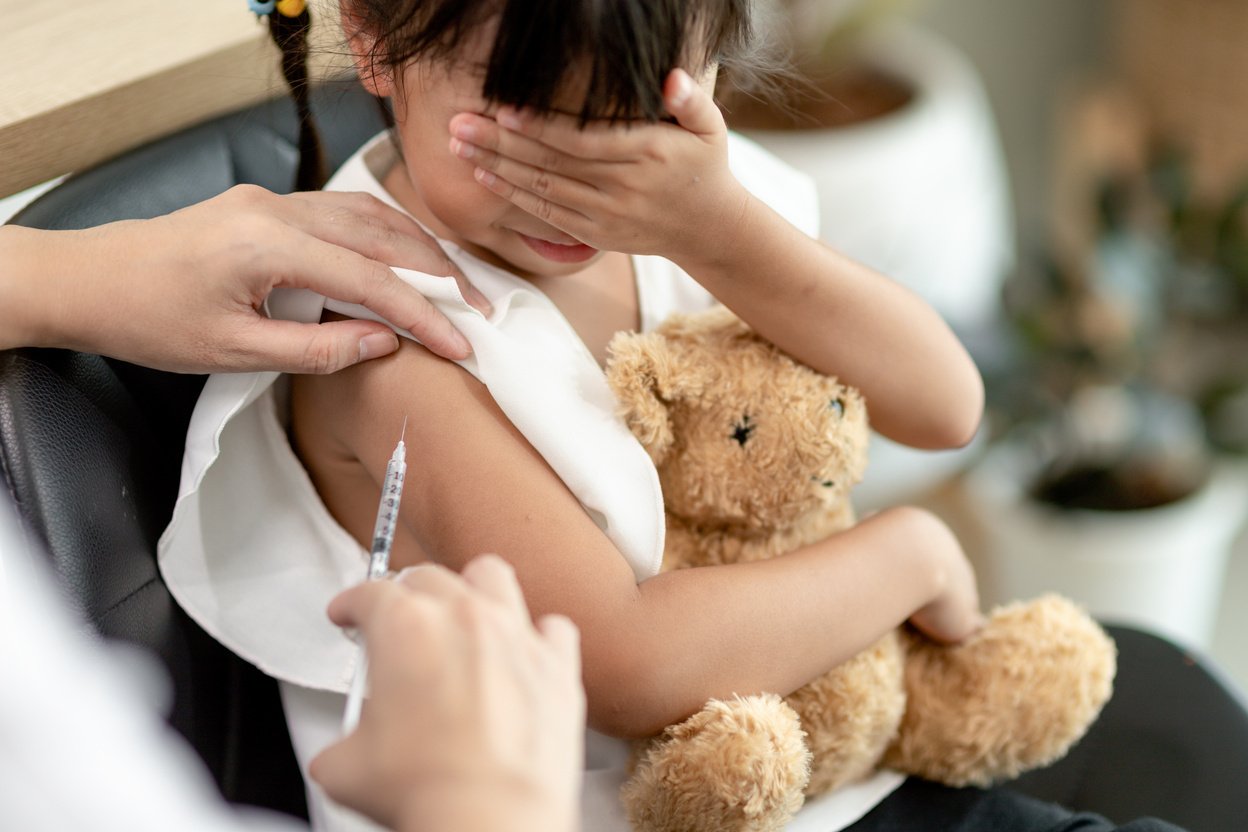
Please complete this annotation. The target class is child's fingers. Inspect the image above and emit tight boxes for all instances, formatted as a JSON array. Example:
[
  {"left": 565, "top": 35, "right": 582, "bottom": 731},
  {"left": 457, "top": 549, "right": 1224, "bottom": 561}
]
[
  {"left": 490, "top": 107, "right": 647, "bottom": 162},
  {"left": 456, "top": 141, "right": 603, "bottom": 212},
  {"left": 450, "top": 115, "right": 602, "bottom": 177},
  {"left": 662, "top": 69, "right": 724, "bottom": 138},
  {"left": 473, "top": 168, "right": 593, "bottom": 240}
]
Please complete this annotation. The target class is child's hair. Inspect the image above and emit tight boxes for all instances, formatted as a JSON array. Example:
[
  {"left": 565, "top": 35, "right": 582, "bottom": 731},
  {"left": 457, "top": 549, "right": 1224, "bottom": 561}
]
[
  {"left": 268, "top": 0, "right": 769, "bottom": 191},
  {"left": 268, "top": 4, "right": 323, "bottom": 193}
]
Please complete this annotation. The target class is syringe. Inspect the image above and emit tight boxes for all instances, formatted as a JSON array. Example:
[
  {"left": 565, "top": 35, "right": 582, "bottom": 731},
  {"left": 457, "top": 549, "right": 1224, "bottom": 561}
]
[{"left": 341, "top": 419, "right": 408, "bottom": 733}]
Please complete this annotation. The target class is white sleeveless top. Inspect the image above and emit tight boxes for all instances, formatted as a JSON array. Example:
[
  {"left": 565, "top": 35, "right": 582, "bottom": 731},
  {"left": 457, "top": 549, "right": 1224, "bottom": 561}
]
[{"left": 158, "top": 132, "right": 902, "bottom": 831}]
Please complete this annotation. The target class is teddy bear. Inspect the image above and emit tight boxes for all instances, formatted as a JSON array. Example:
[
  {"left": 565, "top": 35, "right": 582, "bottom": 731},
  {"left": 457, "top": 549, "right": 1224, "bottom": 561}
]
[{"left": 603, "top": 306, "right": 1117, "bottom": 832}]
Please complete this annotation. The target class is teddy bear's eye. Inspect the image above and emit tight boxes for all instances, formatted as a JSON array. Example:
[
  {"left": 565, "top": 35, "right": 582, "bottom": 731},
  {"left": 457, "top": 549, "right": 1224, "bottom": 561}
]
[
  {"left": 829, "top": 398, "right": 845, "bottom": 417},
  {"left": 730, "top": 415, "right": 755, "bottom": 447}
]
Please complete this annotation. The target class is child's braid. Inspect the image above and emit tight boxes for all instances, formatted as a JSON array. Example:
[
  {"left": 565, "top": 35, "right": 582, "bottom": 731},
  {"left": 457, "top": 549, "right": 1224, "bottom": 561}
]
[{"left": 267, "top": 1, "right": 325, "bottom": 191}]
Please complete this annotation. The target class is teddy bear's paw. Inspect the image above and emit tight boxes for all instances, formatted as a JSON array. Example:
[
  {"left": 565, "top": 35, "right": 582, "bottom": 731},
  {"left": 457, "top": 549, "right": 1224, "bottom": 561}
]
[
  {"left": 621, "top": 693, "right": 812, "bottom": 832},
  {"left": 884, "top": 594, "right": 1117, "bottom": 787}
]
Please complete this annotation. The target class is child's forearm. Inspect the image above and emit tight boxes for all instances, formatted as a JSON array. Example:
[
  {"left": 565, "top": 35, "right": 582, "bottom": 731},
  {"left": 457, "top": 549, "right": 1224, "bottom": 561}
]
[
  {"left": 673, "top": 197, "right": 984, "bottom": 450},
  {"left": 581, "top": 506, "right": 965, "bottom": 738}
]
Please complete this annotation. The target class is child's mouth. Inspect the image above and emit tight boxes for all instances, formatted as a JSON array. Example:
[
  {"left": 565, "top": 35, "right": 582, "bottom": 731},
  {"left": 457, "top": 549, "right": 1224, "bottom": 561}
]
[{"left": 517, "top": 233, "right": 598, "bottom": 264}]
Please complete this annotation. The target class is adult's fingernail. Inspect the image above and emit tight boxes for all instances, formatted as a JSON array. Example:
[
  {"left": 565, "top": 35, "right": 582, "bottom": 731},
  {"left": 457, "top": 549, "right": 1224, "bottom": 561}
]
[
  {"left": 358, "top": 332, "right": 397, "bottom": 362},
  {"left": 451, "top": 329, "right": 473, "bottom": 356},
  {"left": 468, "top": 287, "right": 494, "bottom": 316}
]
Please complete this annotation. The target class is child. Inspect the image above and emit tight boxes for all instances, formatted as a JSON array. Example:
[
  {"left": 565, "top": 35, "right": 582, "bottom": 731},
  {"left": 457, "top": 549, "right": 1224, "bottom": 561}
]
[{"left": 160, "top": 2, "right": 1176, "bottom": 831}]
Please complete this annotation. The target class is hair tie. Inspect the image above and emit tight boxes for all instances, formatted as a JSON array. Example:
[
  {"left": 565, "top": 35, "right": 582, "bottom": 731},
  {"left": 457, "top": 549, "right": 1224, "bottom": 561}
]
[{"left": 248, "top": 0, "right": 305, "bottom": 17}]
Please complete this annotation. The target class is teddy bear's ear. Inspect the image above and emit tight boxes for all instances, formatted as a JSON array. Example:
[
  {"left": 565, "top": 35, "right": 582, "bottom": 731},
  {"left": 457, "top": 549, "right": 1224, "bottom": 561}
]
[{"left": 605, "top": 331, "right": 678, "bottom": 465}]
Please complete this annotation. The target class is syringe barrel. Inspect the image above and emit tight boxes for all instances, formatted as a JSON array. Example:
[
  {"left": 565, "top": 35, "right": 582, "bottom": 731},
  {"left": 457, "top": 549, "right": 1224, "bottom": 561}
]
[{"left": 367, "top": 457, "right": 407, "bottom": 577}]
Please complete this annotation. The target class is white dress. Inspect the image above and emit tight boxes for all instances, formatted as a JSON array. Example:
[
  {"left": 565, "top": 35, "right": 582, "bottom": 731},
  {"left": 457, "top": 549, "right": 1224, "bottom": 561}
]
[{"left": 158, "top": 131, "right": 903, "bottom": 832}]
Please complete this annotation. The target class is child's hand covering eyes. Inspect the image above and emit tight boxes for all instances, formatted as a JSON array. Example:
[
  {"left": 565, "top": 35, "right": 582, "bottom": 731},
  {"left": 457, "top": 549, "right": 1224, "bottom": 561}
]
[{"left": 448, "top": 69, "right": 752, "bottom": 263}]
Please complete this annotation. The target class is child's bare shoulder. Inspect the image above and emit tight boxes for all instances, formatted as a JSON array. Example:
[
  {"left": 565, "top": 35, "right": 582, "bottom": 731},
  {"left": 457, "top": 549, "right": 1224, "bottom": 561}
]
[{"left": 293, "top": 334, "right": 496, "bottom": 469}]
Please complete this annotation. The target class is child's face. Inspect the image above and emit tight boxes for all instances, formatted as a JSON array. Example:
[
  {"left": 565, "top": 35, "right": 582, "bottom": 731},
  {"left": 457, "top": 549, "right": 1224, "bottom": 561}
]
[
  {"left": 371, "top": 24, "right": 600, "bottom": 278},
  {"left": 363, "top": 22, "right": 714, "bottom": 279}
]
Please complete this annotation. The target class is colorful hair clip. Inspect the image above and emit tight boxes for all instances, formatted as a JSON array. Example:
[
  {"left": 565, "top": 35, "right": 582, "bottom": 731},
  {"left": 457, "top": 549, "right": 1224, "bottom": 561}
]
[{"left": 247, "top": 0, "right": 277, "bottom": 15}]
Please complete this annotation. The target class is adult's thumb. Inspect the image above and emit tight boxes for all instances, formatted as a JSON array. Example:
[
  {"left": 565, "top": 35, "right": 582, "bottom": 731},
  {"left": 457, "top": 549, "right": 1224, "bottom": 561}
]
[{"left": 247, "top": 318, "right": 399, "bottom": 374}]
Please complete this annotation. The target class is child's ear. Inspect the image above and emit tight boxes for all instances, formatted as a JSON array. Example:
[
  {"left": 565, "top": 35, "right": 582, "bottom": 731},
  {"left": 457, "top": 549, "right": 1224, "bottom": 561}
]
[
  {"left": 340, "top": 0, "right": 395, "bottom": 98},
  {"left": 606, "top": 332, "right": 680, "bottom": 466}
]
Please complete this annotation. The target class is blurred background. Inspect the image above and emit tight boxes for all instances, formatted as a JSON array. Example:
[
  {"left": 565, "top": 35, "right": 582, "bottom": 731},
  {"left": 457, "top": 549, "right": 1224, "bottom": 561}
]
[
  {"left": 2, "top": 1, "right": 1245, "bottom": 686},
  {"left": 728, "top": 0, "right": 1248, "bottom": 687}
]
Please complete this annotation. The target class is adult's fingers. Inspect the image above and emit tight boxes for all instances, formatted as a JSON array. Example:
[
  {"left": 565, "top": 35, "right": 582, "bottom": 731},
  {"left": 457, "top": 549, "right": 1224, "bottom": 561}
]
[
  {"left": 286, "top": 191, "right": 494, "bottom": 317},
  {"left": 394, "top": 562, "right": 478, "bottom": 604},
  {"left": 272, "top": 236, "right": 472, "bottom": 360},
  {"left": 537, "top": 613, "right": 582, "bottom": 672},
  {"left": 309, "top": 736, "right": 371, "bottom": 813},
  {"left": 290, "top": 191, "right": 457, "bottom": 274},
  {"left": 232, "top": 316, "right": 400, "bottom": 375},
  {"left": 326, "top": 577, "right": 407, "bottom": 629},
  {"left": 461, "top": 555, "right": 530, "bottom": 623}
]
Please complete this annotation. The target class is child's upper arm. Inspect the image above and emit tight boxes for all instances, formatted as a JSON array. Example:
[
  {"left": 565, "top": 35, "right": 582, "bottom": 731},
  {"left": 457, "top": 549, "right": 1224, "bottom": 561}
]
[{"left": 304, "top": 338, "right": 648, "bottom": 716}]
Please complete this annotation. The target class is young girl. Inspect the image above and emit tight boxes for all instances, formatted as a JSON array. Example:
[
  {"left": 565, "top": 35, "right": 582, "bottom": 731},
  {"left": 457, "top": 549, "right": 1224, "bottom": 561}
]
[{"left": 161, "top": 2, "right": 1173, "bottom": 831}]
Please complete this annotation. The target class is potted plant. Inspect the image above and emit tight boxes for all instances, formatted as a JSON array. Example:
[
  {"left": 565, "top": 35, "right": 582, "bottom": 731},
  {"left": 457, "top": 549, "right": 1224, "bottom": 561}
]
[
  {"left": 726, "top": 0, "right": 1013, "bottom": 334},
  {"left": 724, "top": 1, "right": 1014, "bottom": 511},
  {"left": 968, "top": 146, "right": 1248, "bottom": 648}
]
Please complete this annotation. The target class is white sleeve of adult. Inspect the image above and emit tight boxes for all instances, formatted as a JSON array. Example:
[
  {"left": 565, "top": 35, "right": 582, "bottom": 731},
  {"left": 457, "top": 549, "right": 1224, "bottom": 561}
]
[{"left": 0, "top": 502, "right": 306, "bottom": 832}]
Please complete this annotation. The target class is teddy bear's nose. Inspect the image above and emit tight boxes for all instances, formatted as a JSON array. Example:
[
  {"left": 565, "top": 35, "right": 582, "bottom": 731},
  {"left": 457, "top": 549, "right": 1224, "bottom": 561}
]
[{"left": 730, "top": 415, "right": 755, "bottom": 447}]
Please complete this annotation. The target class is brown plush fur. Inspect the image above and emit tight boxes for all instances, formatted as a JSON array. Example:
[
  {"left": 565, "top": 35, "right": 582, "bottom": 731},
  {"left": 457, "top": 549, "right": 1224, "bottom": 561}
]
[{"left": 606, "top": 307, "right": 1117, "bottom": 832}]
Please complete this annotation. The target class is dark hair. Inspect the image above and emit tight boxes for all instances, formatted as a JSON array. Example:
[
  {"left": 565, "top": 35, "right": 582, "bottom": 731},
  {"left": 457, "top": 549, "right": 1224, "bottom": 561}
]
[
  {"left": 269, "top": 0, "right": 764, "bottom": 190},
  {"left": 352, "top": 0, "right": 755, "bottom": 121},
  {"left": 268, "top": 5, "right": 324, "bottom": 191}
]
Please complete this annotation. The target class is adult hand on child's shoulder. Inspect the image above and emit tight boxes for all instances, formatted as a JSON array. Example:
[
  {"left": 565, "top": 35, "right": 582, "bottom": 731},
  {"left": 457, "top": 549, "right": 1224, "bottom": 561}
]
[
  {"left": 311, "top": 555, "right": 584, "bottom": 832},
  {"left": 0, "top": 185, "right": 492, "bottom": 372}
]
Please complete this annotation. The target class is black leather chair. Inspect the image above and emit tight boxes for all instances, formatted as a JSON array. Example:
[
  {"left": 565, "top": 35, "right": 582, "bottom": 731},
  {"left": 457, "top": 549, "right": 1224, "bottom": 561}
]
[
  {"left": 1013, "top": 624, "right": 1248, "bottom": 830},
  {"left": 3, "top": 78, "right": 1248, "bottom": 830}
]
